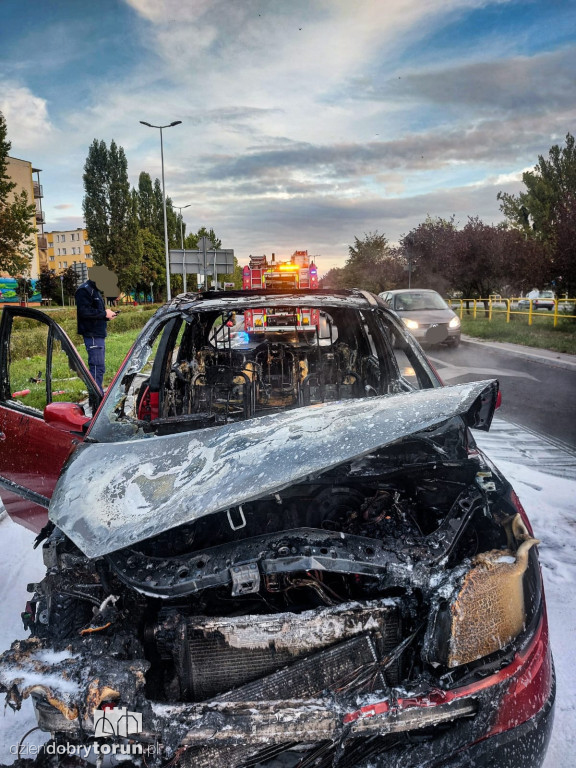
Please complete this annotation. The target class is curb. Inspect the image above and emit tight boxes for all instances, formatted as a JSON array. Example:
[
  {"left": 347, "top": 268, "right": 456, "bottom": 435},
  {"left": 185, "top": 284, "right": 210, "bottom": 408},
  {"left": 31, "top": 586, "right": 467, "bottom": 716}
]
[{"left": 460, "top": 336, "right": 576, "bottom": 372}]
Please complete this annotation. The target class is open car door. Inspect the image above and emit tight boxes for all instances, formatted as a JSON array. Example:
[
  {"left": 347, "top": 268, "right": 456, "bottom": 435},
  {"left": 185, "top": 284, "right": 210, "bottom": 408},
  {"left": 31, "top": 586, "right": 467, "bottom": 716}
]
[{"left": 0, "top": 307, "right": 102, "bottom": 533}]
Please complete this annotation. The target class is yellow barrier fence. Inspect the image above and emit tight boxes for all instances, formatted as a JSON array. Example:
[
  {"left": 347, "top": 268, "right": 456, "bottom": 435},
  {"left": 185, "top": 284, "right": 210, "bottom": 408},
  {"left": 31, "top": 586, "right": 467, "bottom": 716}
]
[{"left": 448, "top": 298, "right": 576, "bottom": 327}]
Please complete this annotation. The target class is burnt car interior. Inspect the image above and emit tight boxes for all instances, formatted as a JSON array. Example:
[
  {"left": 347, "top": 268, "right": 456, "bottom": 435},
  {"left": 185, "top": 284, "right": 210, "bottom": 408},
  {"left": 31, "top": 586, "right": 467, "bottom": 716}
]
[
  {"left": 0, "top": 295, "right": 550, "bottom": 768},
  {"left": 106, "top": 304, "right": 432, "bottom": 437}
]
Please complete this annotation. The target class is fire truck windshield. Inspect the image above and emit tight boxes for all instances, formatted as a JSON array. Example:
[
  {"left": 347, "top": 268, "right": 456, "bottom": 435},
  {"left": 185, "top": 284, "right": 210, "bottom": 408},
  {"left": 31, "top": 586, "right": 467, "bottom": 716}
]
[{"left": 263, "top": 274, "right": 299, "bottom": 289}]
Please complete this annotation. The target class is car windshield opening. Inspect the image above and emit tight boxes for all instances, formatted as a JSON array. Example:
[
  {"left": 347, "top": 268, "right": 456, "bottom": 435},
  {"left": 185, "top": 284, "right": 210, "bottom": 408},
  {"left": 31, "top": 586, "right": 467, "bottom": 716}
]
[{"left": 89, "top": 303, "right": 438, "bottom": 441}]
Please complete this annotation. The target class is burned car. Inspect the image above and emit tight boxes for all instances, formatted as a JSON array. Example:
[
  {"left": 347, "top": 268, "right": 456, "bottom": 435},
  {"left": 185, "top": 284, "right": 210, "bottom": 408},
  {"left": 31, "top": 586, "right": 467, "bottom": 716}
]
[{"left": 0, "top": 289, "right": 554, "bottom": 767}]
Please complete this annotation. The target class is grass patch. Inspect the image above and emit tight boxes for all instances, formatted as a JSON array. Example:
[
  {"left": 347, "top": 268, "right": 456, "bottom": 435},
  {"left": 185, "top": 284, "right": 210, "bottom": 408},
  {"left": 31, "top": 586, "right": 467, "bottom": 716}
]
[
  {"left": 460, "top": 312, "right": 576, "bottom": 354},
  {"left": 6, "top": 306, "right": 160, "bottom": 407}
]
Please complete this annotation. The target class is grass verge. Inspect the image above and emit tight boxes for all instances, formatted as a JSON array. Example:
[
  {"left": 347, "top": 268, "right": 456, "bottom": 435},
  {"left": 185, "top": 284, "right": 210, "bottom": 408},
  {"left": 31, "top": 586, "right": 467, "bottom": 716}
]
[
  {"left": 7, "top": 306, "right": 159, "bottom": 408},
  {"left": 460, "top": 313, "right": 576, "bottom": 355}
]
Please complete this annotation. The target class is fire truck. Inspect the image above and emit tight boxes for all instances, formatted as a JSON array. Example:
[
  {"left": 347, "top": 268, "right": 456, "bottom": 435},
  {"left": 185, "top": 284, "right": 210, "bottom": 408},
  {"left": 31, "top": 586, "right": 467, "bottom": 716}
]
[
  {"left": 242, "top": 251, "right": 320, "bottom": 333},
  {"left": 242, "top": 251, "right": 319, "bottom": 291}
]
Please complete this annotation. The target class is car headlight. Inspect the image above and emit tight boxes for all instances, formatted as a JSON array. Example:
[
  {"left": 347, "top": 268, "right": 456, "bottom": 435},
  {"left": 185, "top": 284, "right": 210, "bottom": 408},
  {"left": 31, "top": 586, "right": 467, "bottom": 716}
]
[
  {"left": 448, "top": 316, "right": 461, "bottom": 329},
  {"left": 402, "top": 318, "right": 419, "bottom": 330}
]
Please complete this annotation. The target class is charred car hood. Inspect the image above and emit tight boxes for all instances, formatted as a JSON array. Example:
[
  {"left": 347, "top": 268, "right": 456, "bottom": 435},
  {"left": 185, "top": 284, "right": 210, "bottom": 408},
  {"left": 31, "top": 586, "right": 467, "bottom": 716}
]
[{"left": 49, "top": 380, "right": 497, "bottom": 558}]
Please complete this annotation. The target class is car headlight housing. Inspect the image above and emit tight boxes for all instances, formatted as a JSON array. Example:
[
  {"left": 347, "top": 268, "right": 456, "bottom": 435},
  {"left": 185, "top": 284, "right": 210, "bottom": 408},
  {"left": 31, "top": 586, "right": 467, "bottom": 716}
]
[
  {"left": 402, "top": 318, "right": 419, "bottom": 330},
  {"left": 449, "top": 316, "right": 461, "bottom": 329},
  {"left": 424, "top": 528, "right": 540, "bottom": 668}
]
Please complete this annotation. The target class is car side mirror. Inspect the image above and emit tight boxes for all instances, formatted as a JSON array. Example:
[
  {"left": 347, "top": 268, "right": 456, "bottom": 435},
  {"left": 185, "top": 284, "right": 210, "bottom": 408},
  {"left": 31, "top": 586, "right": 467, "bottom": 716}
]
[{"left": 44, "top": 402, "right": 91, "bottom": 433}]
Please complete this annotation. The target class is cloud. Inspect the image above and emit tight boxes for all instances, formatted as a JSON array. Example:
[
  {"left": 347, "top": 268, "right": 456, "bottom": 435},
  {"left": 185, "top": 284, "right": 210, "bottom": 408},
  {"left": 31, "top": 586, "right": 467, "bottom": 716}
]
[
  {"left": 124, "top": 0, "right": 214, "bottom": 24},
  {"left": 184, "top": 109, "right": 574, "bottom": 192},
  {"left": 120, "top": 0, "right": 515, "bottom": 108},
  {"left": 0, "top": 83, "right": 54, "bottom": 153},
  {"left": 381, "top": 46, "right": 576, "bottom": 115},
  {"left": 53, "top": 203, "right": 74, "bottom": 210},
  {"left": 173, "top": 172, "right": 523, "bottom": 271}
]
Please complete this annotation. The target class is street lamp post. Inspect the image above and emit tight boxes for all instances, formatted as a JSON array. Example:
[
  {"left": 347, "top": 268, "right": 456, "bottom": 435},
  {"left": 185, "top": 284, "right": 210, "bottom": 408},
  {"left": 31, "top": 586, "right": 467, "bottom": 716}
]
[
  {"left": 139, "top": 120, "right": 182, "bottom": 301},
  {"left": 172, "top": 203, "right": 191, "bottom": 292},
  {"left": 150, "top": 282, "right": 154, "bottom": 303}
]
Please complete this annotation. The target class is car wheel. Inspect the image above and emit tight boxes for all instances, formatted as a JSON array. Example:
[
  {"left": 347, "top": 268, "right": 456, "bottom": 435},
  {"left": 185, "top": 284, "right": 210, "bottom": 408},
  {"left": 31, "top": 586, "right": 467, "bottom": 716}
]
[{"left": 446, "top": 338, "right": 460, "bottom": 348}]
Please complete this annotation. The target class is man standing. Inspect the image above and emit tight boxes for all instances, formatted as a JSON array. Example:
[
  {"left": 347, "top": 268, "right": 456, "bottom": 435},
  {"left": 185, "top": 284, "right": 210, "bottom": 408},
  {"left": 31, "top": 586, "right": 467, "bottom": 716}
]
[{"left": 75, "top": 278, "right": 117, "bottom": 391}]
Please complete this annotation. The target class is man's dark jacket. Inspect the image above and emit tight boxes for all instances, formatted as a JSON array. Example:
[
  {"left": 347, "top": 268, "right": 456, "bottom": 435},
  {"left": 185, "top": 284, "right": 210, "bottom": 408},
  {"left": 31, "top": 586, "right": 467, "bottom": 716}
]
[{"left": 75, "top": 280, "right": 108, "bottom": 337}]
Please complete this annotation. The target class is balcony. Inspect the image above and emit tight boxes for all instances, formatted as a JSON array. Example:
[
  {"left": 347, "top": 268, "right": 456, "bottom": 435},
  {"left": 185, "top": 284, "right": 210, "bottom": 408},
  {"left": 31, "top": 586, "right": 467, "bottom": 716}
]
[
  {"left": 37, "top": 236, "right": 48, "bottom": 250},
  {"left": 33, "top": 182, "right": 43, "bottom": 198},
  {"left": 36, "top": 212, "right": 45, "bottom": 224}
]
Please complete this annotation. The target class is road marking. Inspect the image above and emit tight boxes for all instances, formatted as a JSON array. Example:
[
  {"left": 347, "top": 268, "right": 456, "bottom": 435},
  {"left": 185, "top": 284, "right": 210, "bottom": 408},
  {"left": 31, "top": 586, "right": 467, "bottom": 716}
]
[
  {"left": 475, "top": 417, "right": 576, "bottom": 480},
  {"left": 427, "top": 356, "right": 540, "bottom": 382}
]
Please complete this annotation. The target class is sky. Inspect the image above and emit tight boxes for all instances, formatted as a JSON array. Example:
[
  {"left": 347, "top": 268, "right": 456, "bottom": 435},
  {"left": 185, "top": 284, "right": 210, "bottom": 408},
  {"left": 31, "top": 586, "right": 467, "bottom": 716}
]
[{"left": 1, "top": 0, "right": 575, "bottom": 273}]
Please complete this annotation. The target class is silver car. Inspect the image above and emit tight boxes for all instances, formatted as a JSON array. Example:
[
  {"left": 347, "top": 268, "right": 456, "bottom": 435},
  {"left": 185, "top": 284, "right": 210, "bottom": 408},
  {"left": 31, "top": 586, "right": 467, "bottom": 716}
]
[{"left": 379, "top": 288, "right": 461, "bottom": 346}]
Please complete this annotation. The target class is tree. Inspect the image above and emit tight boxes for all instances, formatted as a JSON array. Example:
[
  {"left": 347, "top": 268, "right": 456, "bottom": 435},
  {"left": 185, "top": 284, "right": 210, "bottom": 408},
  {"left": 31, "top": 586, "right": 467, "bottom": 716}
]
[
  {"left": 401, "top": 217, "right": 457, "bottom": 293},
  {"left": 83, "top": 139, "right": 142, "bottom": 291},
  {"left": 83, "top": 140, "right": 110, "bottom": 263},
  {"left": 553, "top": 194, "right": 576, "bottom": 295},
  {"left": 137, "top": 172, "right": 156, "bottom": 231},
  {"left": 498, "top": 133, "right": 576, "bottom": 293},
  {"left": 344, "top": 231, "right": 404, "bottom": 293},
  {"left": 165, "top": 196, "right": 181, "bottom": 248},
  {"left": 137, "top": 228, "right": 167, "bottom": 296},
  {"left": 184, "top": 226, "right": 222, "bottom": 250},
  {"left": 449, "top": 218, "right": 508, "bottom": 302},
  {"left": 0, "top": 111, "right": 37, "bottom": 274},
  {"left": 320, "top": 267, "right": 347, "bottom": 289},
  {"left": 498, "top": 134, "right": 576, "bottom": 241},
  {"left": 16, "top": 276, "right": 34, "bottom": 301},
  {"left": 38, "top": 266, "right": 59, "bottom": 301},
  {"left": 60, "top": 265, "right": 80, "bottom": 303},
  {"left": 153, "top": 179, "right": 165, "bottom": 240},
  {"left": 107, "top": 141, "right": 142, "bottom": 289}
]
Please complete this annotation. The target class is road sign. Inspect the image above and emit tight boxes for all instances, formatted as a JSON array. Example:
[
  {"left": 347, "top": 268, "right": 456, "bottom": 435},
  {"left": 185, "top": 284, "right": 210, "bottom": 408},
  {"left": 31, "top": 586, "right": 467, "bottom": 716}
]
[{"left": 169, "top": 242, "right": 234, "bottom": 276}]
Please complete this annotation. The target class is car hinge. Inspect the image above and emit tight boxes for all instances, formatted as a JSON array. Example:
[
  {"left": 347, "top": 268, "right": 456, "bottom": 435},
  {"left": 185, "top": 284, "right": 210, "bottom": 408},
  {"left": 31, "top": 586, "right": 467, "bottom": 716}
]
[{"left": 230, "top": 562, "right": 261, "bottom": 596}]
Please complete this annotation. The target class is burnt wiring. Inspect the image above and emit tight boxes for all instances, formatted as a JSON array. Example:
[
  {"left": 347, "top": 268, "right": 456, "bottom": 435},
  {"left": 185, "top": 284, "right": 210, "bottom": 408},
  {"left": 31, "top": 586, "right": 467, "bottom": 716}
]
[
  {"left": 285, "top": 572, "right": 345, "bottom": 606},
  {"left": 58, "top": 589, "right": 102, "bottom": 607}
]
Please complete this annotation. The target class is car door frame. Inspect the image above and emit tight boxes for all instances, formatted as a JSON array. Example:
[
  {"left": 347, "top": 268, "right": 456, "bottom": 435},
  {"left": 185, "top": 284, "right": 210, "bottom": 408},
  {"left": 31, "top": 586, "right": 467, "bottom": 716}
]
[{"left": 0, "top": 306, "right": 102, "bottom": 531}]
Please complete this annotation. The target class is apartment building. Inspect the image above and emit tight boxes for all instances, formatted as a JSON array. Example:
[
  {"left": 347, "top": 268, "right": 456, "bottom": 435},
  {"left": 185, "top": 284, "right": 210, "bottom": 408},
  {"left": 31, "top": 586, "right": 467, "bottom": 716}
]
[
  {"left": 45, "top": 228, "right": 94, "bottom": 273},
  {"left": 4, "top": 156, "right": 45, "bottom": 278}
]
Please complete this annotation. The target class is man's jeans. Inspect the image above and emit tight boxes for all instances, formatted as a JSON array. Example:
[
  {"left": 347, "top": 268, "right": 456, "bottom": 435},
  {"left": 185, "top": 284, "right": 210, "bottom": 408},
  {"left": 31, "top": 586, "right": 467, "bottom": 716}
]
[{"left": 83, "top": 336, "right": 105, "bottom": 391}]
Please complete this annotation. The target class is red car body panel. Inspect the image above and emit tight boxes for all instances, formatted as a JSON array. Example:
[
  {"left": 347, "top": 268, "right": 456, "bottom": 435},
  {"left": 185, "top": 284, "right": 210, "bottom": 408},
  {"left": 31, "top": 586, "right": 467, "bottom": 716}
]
[
  {"left": 0, "top": 307, "right": 101, "bottom": 532},
  {"left": 0, "top": 405, "right": 81, "bottom": 531}
]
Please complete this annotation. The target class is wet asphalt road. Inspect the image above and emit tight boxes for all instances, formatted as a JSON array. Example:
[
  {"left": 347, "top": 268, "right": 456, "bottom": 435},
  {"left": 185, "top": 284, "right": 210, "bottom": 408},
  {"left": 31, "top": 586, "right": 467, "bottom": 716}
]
[{"left": 426, "top": 342, "right": 576, "bottom": 449}]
